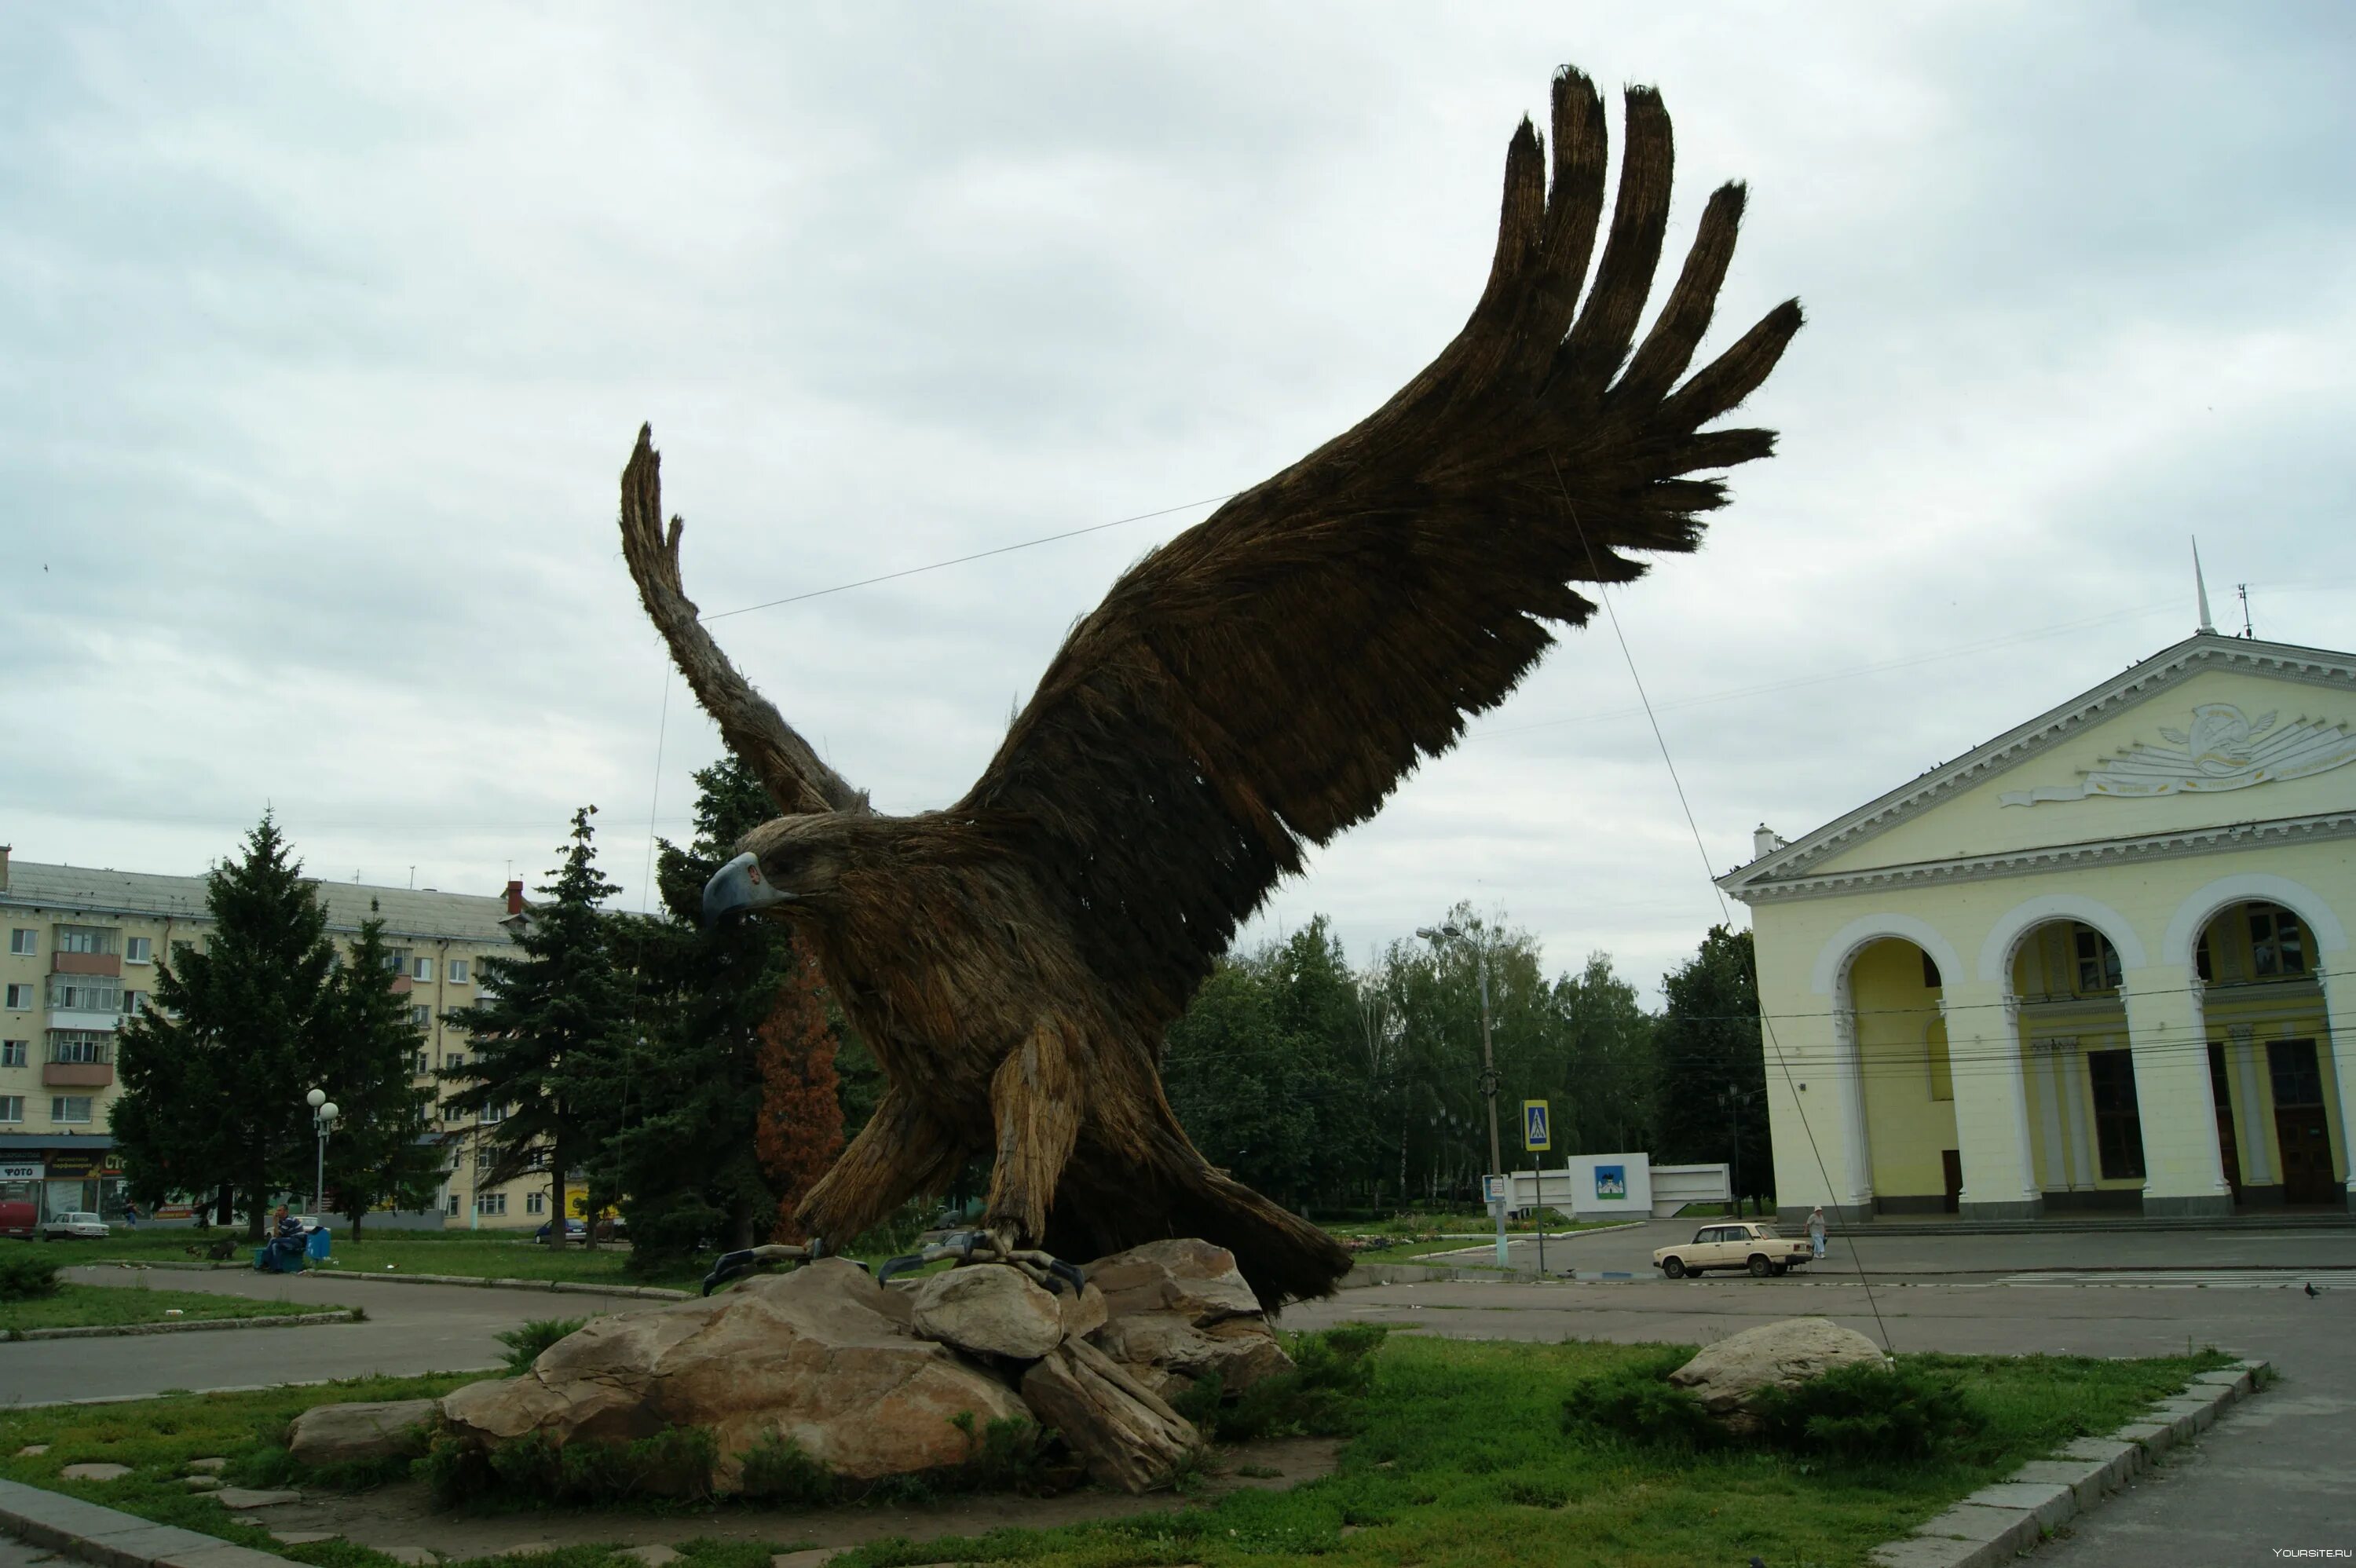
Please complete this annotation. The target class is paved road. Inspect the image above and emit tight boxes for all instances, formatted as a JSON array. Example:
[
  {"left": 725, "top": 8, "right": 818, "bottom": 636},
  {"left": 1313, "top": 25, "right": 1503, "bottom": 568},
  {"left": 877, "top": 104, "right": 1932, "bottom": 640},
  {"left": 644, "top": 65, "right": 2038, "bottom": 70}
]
[
  {"left": 1424, "top": 1215, "right": 2356, "bottom": 1277},
  {"left": 0, "top": 1267, "right": 627, "bottom": 1406}
]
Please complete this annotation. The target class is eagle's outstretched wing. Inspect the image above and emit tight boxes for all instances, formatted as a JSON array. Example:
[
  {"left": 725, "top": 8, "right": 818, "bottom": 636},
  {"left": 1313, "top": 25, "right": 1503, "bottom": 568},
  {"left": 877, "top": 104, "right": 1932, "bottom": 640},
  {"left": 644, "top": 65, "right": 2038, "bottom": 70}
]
[
  {"left": 620, "top": 429, "right": 867, "bottom": 819},
  {"left": 960, "top": 68, "right": 1801, "bottom": 1029}
]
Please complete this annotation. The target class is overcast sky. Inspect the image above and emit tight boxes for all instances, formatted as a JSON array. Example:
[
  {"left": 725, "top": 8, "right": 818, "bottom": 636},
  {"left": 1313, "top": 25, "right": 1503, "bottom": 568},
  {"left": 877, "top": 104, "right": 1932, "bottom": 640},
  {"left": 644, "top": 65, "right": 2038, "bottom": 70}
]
[{"left": 5, "top": 3, "right": 2353, "bottom": 1000}]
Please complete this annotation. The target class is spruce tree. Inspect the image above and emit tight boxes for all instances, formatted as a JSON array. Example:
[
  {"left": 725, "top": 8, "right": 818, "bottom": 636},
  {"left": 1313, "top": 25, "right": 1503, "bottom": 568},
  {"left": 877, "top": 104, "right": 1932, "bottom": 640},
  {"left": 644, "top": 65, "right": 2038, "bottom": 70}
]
[
  {"left": 600, "top": 755, "right": 803, "bottom": 1266},
  {"left": 318, "top": 910, "right": 444, "bottom": 1238},
  {"left": 113, "top": 813, "right": 338, "bottom": 1240},
  {"left": 1652, "top": 924, "right": 1771, "bottom": 1213},
  {"left": 445, "top": 807, "right": 630, "bottom": 1248}
]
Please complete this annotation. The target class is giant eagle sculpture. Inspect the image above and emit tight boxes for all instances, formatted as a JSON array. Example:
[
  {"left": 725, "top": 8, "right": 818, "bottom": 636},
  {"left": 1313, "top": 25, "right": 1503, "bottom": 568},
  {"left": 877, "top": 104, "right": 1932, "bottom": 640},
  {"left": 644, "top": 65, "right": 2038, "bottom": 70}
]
[{"left": 624, "top": 66, "right": 1798, "bottom": 1310}]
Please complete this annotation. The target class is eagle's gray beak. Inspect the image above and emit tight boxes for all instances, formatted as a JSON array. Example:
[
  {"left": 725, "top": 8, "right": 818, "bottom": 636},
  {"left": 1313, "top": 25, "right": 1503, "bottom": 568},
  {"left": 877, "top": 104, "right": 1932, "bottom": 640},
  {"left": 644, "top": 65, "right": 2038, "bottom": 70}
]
[{"left": 702, "top": 851, "right": 794, "bottom": 928}]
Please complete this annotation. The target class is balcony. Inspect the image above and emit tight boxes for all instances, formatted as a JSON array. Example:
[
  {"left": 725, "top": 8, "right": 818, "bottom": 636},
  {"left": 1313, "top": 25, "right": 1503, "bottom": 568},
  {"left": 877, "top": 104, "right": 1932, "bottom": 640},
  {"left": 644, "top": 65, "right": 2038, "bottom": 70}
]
[
  {"left": 43, "top": 1062, "right": 113, "bottom": 1088},
  {"left": 46, "top": 1010, "right": 120, "bottom": 1033},
  {"left": 51, "top": 952, "right": 120, "bottom": 978}
]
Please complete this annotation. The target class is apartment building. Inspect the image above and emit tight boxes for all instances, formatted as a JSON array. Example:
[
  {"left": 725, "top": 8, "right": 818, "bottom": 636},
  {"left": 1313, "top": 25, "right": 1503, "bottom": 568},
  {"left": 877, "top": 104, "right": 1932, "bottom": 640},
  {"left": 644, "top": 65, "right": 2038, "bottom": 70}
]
[{"left": 0, "top": 846, "right": 555, "bottom": 1228}]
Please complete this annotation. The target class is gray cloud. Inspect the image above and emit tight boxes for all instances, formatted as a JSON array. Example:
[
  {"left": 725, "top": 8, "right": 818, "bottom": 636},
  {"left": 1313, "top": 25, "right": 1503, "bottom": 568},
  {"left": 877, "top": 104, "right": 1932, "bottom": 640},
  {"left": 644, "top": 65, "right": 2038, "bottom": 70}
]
[{"left": 4, "top": 2, "right": 2351, "bottom": 992}]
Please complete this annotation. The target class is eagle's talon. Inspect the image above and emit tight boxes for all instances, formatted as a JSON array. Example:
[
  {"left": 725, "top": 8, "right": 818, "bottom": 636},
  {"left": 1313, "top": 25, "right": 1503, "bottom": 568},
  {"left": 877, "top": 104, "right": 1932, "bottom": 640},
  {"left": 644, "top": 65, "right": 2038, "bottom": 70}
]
[{"left": 701, "top": 1241, "right": 813, "bottom": 1296}]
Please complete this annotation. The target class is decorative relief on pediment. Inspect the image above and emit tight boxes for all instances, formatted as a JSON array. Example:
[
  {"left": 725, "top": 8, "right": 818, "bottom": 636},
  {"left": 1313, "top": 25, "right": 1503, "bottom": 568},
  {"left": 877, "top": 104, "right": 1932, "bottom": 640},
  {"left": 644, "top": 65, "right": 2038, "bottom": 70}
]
[{"left": 1999, "top": 703, "right": 2356, "bottom": 807}]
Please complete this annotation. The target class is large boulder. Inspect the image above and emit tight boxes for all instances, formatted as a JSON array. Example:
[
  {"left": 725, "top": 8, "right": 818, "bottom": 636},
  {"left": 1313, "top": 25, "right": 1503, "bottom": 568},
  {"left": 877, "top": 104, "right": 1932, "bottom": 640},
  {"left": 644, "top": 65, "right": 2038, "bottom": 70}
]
[
  {"left": 1084, "top": 1239, "right": 1292, "bottom": 1397},
  {"left": 287, "top": 1398, "right": 440, "bottom": 1468},
  {"left": 1086, "top": 1239, "right": 1261, "bottom": 1325},
  {"left": 1019, "top": 1338, "right": 1202, "bottom": 1493},
  {"left": 909, "top": 1266, "right": 1064, "bottom": 1360},
  {"left": 1668, "top": 1317, "right": 1889, "bottom": 1435},
  {"left": 1092, "top": 1310, "right": 1292, "bottom": 1396},
  {"left": 439, "top": 1259, "right": 1030, "bottom": 1490}
]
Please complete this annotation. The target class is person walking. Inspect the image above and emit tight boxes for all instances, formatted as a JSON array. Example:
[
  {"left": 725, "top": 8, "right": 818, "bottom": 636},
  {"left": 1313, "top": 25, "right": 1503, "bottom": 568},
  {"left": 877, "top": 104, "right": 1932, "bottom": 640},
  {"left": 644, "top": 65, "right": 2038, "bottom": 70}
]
[{"left": 1807, "top": 1205, "right": 1828, "bottom": 1260}]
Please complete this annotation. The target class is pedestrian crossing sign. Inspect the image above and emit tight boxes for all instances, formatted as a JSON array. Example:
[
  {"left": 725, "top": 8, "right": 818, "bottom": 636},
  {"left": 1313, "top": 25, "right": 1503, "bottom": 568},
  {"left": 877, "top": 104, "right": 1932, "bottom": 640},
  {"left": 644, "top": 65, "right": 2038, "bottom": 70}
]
[{"left": 1522, "top": 1099, "right": 1551, "bottom": 1152}]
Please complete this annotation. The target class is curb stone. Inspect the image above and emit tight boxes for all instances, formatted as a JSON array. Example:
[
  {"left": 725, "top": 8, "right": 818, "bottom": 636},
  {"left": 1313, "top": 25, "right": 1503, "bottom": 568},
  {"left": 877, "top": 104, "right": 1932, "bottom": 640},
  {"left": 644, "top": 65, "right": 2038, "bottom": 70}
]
[
  {"left": 1867, "top": 1357, "right": 2270, "bottom": 1568},
  {"left": 0, "top": 1478, "right": 285, "bottom": 1568},
  {"left": 6, "top": 1313, "right": 362, "bottom": 1342}
]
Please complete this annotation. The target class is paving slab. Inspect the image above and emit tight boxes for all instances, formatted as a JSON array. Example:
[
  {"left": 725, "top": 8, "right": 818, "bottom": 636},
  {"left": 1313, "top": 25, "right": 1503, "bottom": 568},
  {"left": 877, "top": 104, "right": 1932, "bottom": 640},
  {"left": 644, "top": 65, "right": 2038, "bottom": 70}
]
[
  {"left": 370, "top": 1550, "right": 438, "bottom": 1566},
  {"left": 181, "top": 1461, "right": 226, "bottom": 1475},
  {"left": 1959, "top": 1479, "right": 2074, "bottom": 1530},
  {"left": 55, "top": 1467, "right": 129, "bottom": 1483},
  {"left": 616, "top": 1548, "right": 682, "bottom": 1566},
  {"left": 210, "top": 1489, "right": 300, "bottom": 1510},
  {"left": 1869, "top": 1537, "right": 1984, "bottom": 1568},
  {"left": 2005, "top": 1458, "right": 2109, "bottom": 1511},
  {"left": 1913, "top": 1500, "right": 2042, "bottom": 1552}
]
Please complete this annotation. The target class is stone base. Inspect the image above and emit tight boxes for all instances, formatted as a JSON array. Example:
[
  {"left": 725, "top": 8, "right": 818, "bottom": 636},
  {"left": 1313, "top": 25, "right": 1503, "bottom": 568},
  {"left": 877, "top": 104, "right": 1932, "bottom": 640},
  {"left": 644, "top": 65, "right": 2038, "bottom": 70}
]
[
  {"left": 2142, "top": 1192, "right": 2234, "bottom": 1219},
  {"left": 2230, "top": 1183, "right": 2286, "bottom": 1208},
  {"left": 1776, "top": 1202, "right": 1872, "bottom": 1231},
  {"left": 1871, "top": 1193, "right": 1950, "bottom": 1217},
  {"left": 2043, "top": 1187, "right": 2143, "bottom": 1213},
  {"left": 1958, "top": 1196, "right": 2045, "bottom": 1222}
]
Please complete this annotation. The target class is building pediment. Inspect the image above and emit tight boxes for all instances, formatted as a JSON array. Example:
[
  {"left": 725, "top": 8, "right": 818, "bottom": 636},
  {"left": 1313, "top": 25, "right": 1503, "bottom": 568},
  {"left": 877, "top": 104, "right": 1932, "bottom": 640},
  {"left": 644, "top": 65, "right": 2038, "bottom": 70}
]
[{"left": 1721, "top": 634, "right": 2356, "bottom": 904}]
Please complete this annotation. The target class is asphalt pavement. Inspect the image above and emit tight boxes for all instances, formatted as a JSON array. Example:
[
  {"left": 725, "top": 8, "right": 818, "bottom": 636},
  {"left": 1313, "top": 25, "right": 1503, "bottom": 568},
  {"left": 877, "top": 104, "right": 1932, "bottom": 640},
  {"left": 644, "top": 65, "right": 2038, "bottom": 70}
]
[{"left": 0, "top": 1267, "right": 614, "bottom": 1406}]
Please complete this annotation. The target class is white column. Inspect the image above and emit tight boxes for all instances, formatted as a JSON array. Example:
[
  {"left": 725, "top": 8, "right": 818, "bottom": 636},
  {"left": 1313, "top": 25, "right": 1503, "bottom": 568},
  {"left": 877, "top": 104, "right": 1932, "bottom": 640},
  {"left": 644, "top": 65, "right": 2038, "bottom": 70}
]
[
  {"left": 2032, "top": 1040, "right": 2069, "bottom": 1189},
  {"left": 2228, "top": 1025, "right": 2273, "bottom": 1189},
  {"left": 1940, "top": 983, "right": 2042, "bottom": 1219},
  {"left": 1830, "top": 1008, "right": 1875, "bottom": 1214},
  {"left": 2321, "top": 965, "right": 2356, "bottom": 1209},
  {"left": 2120, "top": 966, "right": 2233, "bottom": 1218},
  {"left": 2059, "top": 1044, "right": 2095, "bottom": 1190}
]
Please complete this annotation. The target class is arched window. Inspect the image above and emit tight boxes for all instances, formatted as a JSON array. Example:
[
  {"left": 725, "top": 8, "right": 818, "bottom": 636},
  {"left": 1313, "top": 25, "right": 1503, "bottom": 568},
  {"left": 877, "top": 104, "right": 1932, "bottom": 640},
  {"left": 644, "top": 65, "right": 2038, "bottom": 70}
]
[
  {"left": 2248, "top": 904, "right": 2308, "bottom": 979},
  {"left": 2070, "top": 924, "right": 2124, "bottom": 995}
]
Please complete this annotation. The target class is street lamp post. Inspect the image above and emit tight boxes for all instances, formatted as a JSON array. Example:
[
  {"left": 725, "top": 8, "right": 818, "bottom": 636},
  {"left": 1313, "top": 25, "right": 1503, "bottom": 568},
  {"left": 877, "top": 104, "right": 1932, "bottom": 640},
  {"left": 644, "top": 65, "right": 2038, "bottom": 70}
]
[
  {"left": 1418, "top": 923, "right": 1509, "bottom": 1268},
  {"left": 305, "top": 1087, "right": 340, "bottom": 1219}
]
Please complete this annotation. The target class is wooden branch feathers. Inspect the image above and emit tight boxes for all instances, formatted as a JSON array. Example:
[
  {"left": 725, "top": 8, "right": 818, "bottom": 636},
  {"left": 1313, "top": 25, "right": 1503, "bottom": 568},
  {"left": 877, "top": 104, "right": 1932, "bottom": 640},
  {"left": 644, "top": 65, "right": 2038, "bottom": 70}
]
[{"left": 619, "top": 427, "right": 865, "bottom": 819}]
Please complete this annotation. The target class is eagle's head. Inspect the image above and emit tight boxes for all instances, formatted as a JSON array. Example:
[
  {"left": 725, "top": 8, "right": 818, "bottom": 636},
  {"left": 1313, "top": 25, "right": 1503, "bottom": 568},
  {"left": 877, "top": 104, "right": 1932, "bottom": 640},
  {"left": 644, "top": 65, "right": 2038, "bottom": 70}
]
[{"left": 701, "top": 812, "right": 854, "bottom": 927}]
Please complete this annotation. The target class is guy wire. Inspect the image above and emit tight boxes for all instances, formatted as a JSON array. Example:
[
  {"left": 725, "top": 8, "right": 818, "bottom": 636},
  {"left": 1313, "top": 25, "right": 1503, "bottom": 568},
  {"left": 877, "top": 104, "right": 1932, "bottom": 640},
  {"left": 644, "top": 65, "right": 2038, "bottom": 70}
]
[{"left": 1552, "top": 453, "right": 1895, "bottom": 1354}]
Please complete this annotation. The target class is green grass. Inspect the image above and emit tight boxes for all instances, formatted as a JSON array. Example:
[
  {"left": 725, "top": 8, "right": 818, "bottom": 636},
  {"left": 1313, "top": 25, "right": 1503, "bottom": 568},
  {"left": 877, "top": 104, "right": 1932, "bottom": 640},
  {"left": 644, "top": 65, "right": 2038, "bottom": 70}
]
[
  {"left": 0, "top": 1333, "right": 2235, "bottom": 1568},
  {"left": 48, "top": 1230, "right": 711, "bottom": 1293},
  {"left": 0, "top": 1281, "right": 357, "bottom": 1333},
  {"left": 54, "top": 1228, "right": 943, "bottom": 1296}
]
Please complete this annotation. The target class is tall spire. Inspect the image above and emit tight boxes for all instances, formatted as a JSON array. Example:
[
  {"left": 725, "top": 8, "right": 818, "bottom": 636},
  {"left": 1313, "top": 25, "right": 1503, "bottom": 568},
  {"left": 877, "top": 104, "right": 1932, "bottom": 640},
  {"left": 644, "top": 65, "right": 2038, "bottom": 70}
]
[{"left": 2192, "top": 536, "right": 2215, "bottom": 634}]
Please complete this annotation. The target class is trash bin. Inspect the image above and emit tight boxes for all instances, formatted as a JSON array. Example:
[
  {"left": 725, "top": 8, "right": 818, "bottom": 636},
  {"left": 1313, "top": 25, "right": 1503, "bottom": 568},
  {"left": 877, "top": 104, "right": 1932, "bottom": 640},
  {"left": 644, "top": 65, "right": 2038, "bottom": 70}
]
[{"left": 306, "top": 1225, "right": 331, "bottom": 1262}]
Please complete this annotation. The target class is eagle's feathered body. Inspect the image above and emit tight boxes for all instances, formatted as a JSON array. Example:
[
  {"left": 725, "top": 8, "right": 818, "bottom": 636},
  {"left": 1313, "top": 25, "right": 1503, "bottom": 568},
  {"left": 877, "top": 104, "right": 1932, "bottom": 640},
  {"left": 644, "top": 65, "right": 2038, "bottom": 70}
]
[{"left": 619, "top": 67, "right": 1801, "bottom": 1311}]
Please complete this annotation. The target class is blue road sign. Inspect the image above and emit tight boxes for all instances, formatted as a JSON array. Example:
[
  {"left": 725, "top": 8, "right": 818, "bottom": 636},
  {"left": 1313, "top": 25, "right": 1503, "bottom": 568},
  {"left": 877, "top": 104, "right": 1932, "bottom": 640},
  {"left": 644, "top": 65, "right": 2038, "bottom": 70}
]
[{"left": 1521, "top": 1099, "right": 1551, "bottom": 1152}]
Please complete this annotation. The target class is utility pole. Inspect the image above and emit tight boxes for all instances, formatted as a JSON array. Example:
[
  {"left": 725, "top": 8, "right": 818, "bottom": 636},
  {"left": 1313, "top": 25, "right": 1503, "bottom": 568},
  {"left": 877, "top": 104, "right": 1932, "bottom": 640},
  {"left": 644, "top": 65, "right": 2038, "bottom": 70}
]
[{"left": 1420, "top": 922, "right": 1509, "bottom": 1267}]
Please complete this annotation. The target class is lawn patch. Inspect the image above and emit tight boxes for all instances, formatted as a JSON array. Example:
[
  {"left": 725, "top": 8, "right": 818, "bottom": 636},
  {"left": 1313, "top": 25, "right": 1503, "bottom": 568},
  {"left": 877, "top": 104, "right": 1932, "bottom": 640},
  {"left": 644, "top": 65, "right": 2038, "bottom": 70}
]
[
  {"left": 0, "top": 1281, "right": 357, "bottom": 1333},
  {"left": 0, "top": 1336, "right": 2235, "bottom": 1568}
]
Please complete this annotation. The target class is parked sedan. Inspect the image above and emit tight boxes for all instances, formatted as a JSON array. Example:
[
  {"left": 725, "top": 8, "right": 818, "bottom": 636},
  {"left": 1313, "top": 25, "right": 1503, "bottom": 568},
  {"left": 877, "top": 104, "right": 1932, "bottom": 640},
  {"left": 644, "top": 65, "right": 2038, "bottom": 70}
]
[
  {"left": 534, "top": 1219, "right": 587, "bottom": 1245},
  {"left": 40, "top": 1212, "right": 109, "bottom": 1241},
  {"left": 1652, "top": 1219, "right": 1810, "bottom": 1279}
]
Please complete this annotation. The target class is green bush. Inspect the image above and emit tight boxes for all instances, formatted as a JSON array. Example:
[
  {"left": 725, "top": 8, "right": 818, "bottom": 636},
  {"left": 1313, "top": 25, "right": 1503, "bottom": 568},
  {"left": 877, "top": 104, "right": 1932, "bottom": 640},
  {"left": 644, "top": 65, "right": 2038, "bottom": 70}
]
[
  {"left": 477, "top": 1425, "right": 717, "bottom": 1502},
  {"left": 737, "top": 1432, "right": 835, "bottom": 1506},
  {"left": 1557, "top": 1351, "right": 1724, "bottom": 1452},
  {"left": 1176, "top": 1322, "right": 1388, "bottom": 1443},
  {"left": 1748, "top": 1359, "right": 1986, "bottom": 1463},
  {"left": 0, "top": 1254, "right": 61, "bottom": 1302},
  {"left": 1560, "top": 1353, "right": 1989, "bottom": 1465},
  {"left": 493, "top": 1316, "right": 587, "bottom": 1375},
  {"left": 947, "top": 1409, "right": 1052, "bottom": 1493}
]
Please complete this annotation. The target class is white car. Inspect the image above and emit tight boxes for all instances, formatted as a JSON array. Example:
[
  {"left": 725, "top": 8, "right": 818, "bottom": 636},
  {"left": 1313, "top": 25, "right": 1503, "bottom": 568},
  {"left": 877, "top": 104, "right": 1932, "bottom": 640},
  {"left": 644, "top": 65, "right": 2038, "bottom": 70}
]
[
  {"left": 1652, "top": 1219, "right": 1810, "bottom": 1279},
  {"left": 41, "top": 1211, "right": 109, "bottom": 1241}
]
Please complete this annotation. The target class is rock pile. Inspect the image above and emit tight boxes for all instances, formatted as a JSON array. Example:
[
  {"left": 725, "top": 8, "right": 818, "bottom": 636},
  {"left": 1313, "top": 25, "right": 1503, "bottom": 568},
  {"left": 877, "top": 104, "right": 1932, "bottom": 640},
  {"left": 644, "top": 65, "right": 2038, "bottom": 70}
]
[{"left": 315, "top": 1237, "right": 1295, "bottom": 1499}]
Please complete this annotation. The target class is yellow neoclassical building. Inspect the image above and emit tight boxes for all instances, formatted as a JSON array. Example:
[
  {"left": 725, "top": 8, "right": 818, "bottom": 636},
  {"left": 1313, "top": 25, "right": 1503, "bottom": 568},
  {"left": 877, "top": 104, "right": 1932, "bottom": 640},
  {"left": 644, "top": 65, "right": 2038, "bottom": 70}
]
[{"left": 1721, "top": 630, "right": 2354, "bottom": 1223}]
